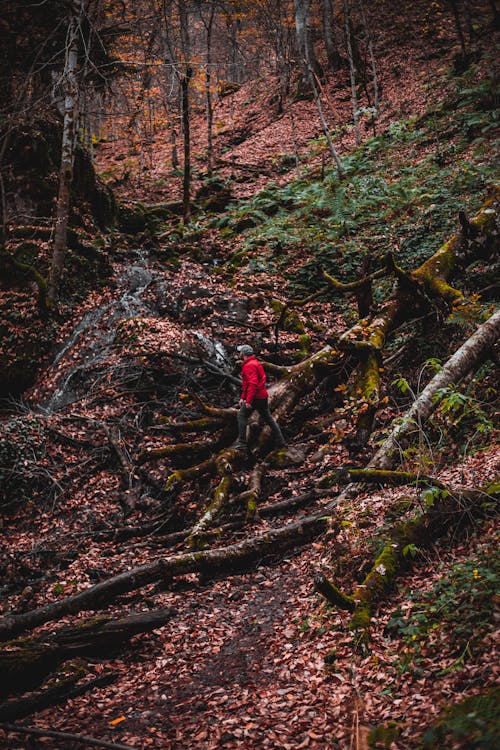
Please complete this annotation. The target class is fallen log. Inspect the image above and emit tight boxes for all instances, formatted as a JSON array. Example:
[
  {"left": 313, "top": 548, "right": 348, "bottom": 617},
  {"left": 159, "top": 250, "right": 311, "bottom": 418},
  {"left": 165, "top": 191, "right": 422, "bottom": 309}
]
[
  {"left": 0, "top": 504, "right": 338, "bottom": 641},
  {"left": 319, "top": 467, "right": 448, "bottom": 491},
  {"left": 0, "top": 608, "right": 176, "bottom": 696},
  {"left": 134, "top": 488, "right": 335, "bottom": 550},
  {"left": 369, "top": 308, "right": 500, "bottom": 470},
  {"left": 0, "top": 672, "right": 116, "bottom": 722}
]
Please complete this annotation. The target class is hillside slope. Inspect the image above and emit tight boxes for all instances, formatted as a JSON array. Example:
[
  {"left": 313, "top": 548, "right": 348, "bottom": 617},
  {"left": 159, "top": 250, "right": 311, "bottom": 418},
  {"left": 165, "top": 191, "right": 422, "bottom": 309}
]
[{"left": 0, "top": 2, "right": 498, "bottom": 749}]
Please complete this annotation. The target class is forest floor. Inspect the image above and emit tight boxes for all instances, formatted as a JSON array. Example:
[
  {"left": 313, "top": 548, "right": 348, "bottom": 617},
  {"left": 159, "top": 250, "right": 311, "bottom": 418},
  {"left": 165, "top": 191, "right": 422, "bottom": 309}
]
[{"left": 1, "top": 1, "right": 499, "bottom": 749}]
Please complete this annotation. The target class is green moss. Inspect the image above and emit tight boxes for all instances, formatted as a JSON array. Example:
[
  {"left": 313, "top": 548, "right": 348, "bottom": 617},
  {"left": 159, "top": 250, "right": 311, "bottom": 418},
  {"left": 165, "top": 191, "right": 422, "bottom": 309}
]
[
  {"left": 299, "top": 334, "right": 311, "bottom": 357},
  {"left": 350, "top": 603, "right": 371, "bottom": 633},
  {"left": 271, "top": 299, "right": 305, "bottom": 333},
  {"left": 245, "top": 492, "right": 258, "bottom": 521},
  {"left": 412, "top": 238, "right": 463, "bottom": 303},
  {"left": 165, "top": 471, "right": 182, "bottom": 491}
]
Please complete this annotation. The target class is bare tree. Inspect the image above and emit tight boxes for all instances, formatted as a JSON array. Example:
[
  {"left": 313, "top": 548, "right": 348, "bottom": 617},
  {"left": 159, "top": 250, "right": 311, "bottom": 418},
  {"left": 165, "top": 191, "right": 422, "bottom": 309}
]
[
  {"left": 293, "top": 0, "right": 321, "bottom": 93},
  {"left": 178, "top": 0, "right": 192, "bottom": 223},
  {"left": 357, "top": 0, "right": 379, "bottom": 132},
  {"left": 200, "top": 3, "right": 216, "bottom": 177},
  {"left": 342, "top": 0, "right": 361, "bottom": 145},
  {"left": 48, "top": 0, "right": 84, "bottom": 308},
  {"left": 322, "top": 0, "right": 343, "bottom": 70}
]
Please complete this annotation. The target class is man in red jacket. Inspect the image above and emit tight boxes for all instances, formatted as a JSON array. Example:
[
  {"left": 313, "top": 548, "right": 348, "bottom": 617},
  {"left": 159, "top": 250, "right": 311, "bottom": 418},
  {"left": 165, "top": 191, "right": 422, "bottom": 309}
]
[{"left": 234, "top": 344, "right": 286, "bottom": 450}]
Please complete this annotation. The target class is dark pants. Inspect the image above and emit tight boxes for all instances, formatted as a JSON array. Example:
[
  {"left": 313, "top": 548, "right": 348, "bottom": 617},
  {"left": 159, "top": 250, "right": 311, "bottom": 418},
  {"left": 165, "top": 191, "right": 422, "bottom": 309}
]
[{"left": 237, "top": 398, "right": 285, "bottom": 447}]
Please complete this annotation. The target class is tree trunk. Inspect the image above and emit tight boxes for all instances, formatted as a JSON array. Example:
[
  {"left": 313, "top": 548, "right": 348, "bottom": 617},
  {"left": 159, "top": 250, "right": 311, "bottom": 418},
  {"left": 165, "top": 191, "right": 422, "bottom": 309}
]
[
  {"left": 203, "top": 4, "right": 215, "bottom": 177},
  {"left": 179, "top": 0, "right": 192, "bottom": 224},
  {"left": 293, "top": 0, "right": 321, "bottom": 92},
  {"left": 309, "top": 70, "right": 344, "bottom": 178},
  {"left": 448, "top": 0, "right": 467, "bottom": 56},
  {"left": 342, "top": 0, "right": 361, "bottom": 145},
  {"left": 357, "top": 0, "right": 380, "bottom": 128},
  {"left": 322, "top": 0, "right": 343, "bottom": 70},
  {"left": 48, "top": 0, "right": 83, "bottom": 308}
]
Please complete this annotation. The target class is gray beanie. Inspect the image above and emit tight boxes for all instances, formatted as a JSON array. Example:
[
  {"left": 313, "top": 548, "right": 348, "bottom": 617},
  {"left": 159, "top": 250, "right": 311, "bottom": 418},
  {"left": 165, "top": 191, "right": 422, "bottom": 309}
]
[{"left": 237, "top": 344, "right": 254, "bottom": 357}]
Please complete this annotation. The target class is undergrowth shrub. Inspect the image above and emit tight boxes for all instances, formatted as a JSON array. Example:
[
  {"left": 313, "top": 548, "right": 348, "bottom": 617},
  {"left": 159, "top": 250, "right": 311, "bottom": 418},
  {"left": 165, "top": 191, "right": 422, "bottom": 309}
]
[{"left": 386, "top": 534, "right": 498, "bottom": 672}]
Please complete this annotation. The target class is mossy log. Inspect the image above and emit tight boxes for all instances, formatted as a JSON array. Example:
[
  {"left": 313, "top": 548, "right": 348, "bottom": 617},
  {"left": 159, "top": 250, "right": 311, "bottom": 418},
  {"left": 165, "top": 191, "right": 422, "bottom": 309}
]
[
  {"left": 166, "top": 417, "right": 225, "bottom": 433},
  {"left": 238, "top": 461, "right": 269, "bottom": 521},
  {"left": 0, "top": 608, "right": 175, "bottom": 698},
  {"left": 316, "top": 480, "right": 499, "bottom": 640},
  {"left": 321, "top": 197, "right": 498, "bottom": 442},
  {"left": 0, "top": 501, "right": 338, "bottom": 641},
  {"left": 187, "top": 473, "right": 234, "bottom": 550},
  {"left": 138, "top": 438, "right": 218, "bottom": 465},
  {"left": 411, "top": 196, "right": 498, "bottom": 304},
  {"left": 165, "top": 456, "right": 219, "bottom": 492},
  {"left": 320, "top": 467, "right": 448, "bottom": 490}
]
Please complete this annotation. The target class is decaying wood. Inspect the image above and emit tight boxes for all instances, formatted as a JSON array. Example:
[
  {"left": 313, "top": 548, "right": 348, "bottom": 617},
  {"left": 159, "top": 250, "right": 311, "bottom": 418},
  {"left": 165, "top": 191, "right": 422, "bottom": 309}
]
[
  {"left": 0, "top": 672, "right": 116, "bottom": 722},
  {"left": 320, "top": 467, "right": 449, "bottom": 491},
  {"left": 320, "top": 198, "right": 498, "bottom": 443},
  {"left": 0, "top": 609, "right": 176, "bottom": 698},
  {"left": 369, "top": 308, "right": 500, "bottom": 470},
  {"left": 138, "top": 437, "right": 219, "bottom": 465},
  {"left": 238, "top": 460, "right": 269, "bottom": 521},
  {"left": 0, "top": 504, "right": 338, "bottom": 641},
  {"left": 187, "top": 463, "right": 234, "bottom": 549}
]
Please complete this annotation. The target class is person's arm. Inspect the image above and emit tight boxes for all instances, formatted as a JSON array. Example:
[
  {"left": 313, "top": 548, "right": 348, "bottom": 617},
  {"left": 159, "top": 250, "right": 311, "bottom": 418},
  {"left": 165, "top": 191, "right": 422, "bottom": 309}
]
[{"left": 244, "top": 362, "right": 260, "bottom": 406}]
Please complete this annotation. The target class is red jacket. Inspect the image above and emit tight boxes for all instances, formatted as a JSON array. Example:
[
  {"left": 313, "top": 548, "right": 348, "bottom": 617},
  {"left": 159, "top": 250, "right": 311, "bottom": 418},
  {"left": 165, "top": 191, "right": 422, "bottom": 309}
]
[{"left": 241, "top": 355, "right": 268, "bottom": 404}]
